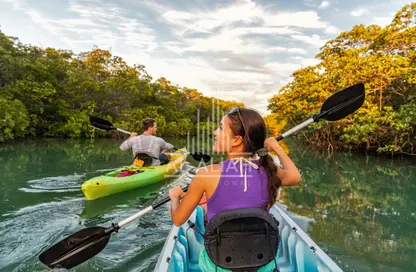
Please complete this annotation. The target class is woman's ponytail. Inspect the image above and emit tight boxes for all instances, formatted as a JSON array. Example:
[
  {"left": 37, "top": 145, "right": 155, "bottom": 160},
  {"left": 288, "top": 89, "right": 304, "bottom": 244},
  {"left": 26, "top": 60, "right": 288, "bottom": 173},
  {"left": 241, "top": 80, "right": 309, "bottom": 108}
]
[{"left": 259, "top": 153, "right": 281, "bottom": 209}]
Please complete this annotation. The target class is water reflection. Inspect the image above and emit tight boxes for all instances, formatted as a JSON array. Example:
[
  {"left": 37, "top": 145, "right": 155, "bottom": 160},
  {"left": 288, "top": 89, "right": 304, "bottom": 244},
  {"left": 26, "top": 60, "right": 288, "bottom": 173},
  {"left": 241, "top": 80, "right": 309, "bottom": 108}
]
[{"left": 280, "top": 146, "right": 416, "bottom": 271}]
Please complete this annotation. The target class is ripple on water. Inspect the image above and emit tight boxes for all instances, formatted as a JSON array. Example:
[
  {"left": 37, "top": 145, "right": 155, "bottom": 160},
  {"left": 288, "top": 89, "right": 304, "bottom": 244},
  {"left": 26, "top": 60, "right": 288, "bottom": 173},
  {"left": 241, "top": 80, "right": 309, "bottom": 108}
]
[
  {"left": 0, "top": 198, "right": 84, "bottom": 271},
  {"left": 18, "top": 167, "right": 123, "bottom": 194},
  {"left": 19, "top": 173, "right": 85, "bottom": 193},
  {"left": 1, "top": 163, "right": 196, "bottom": 271},
  {"left": 94, "top": 167, "right": 119, "bottom": 173}
]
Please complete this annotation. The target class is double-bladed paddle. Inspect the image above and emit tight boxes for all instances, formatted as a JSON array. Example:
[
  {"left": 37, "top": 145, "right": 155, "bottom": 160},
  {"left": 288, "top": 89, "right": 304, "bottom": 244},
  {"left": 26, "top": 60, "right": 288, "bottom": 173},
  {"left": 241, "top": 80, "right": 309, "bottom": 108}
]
[
  {"left": 275, "top": 82, "right": 365, "bottom": 141},
  {"left": 39, "top": 185, "right": 189, "bottom": 269},
  {"left": 90, "top": 117, "right": 131, "bottom": 134},
  {"left": 39, "top": 83, "right": 365, "bottom": 269},
  {"left": 190, "top": 82, "right": 365, "bottom": 161}
]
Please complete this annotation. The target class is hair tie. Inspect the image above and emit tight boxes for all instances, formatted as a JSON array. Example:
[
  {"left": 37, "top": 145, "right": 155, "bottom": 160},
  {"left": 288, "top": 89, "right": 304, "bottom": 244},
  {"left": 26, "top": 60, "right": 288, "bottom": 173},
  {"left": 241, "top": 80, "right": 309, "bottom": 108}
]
[{"left": 256, "top": 148, "right": 268, "bottom": 157}]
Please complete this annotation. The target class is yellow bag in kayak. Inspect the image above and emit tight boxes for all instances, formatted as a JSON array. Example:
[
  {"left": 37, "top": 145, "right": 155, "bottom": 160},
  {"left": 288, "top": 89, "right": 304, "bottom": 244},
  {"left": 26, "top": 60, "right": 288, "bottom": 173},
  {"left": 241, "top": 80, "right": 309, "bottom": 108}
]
[{"left": 134, "top": 157, "right": 144, "bottom": 167}]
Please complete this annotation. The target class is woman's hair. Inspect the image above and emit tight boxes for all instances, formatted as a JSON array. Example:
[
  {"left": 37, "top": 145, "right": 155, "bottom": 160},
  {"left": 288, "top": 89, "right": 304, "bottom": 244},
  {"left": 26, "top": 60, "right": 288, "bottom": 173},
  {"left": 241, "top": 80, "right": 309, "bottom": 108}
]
[{"left": 227, "top": 108, "right": 282, "bottom": 209}]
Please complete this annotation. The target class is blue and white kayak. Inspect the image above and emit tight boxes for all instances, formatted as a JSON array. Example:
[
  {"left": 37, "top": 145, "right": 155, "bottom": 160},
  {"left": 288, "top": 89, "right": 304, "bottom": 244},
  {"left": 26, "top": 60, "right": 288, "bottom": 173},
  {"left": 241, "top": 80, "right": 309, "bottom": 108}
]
[{"left": 155, "top": 205, "right": 343, "bottom": 272}]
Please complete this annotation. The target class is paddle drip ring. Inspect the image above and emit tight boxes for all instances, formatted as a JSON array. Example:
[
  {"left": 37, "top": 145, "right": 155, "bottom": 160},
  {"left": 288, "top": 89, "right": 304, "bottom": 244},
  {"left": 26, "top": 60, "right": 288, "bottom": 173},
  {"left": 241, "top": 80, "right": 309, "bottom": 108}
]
[{"left": 256, "top": 148, "right": 268, "bottom": 157}]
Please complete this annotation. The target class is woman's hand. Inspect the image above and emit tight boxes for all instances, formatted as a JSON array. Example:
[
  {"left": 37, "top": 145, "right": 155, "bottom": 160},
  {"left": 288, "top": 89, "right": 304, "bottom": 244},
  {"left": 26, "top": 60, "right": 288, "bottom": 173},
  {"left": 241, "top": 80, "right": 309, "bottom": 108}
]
[
  {"left": 264, "top": 137, "right": 282, "bottom": 151},
  {"left": 169, "top": 186, "right": 186, "bottom": 200},
  {"left": 264, "top": 137, "right": 301, "bottom": 186},
  {"left": 169, "top": 165, "right": 215, "bottom": 227}
]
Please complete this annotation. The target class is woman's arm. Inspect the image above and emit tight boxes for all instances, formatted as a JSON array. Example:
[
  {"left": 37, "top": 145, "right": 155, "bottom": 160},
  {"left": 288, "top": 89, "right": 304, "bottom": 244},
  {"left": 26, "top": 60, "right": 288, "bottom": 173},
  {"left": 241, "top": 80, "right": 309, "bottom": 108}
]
[
  {"left": 264, "top": 137, "right": 301, "bottom": 186},
  {"left": 169, "top": 168, "right": 207, "bottom": 226}
]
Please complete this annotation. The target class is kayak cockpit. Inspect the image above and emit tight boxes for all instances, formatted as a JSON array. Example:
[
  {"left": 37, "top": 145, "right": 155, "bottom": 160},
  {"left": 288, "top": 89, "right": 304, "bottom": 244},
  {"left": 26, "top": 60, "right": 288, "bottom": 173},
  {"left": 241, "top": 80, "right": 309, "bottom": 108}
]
[{"left": 155, "top": 205, "right": 343, "bottom": 272}]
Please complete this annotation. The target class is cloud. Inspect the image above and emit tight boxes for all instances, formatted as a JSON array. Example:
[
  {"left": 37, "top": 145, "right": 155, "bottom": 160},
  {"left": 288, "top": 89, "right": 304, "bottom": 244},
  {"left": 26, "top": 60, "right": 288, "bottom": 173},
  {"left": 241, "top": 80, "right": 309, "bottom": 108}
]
[
  {"left": 292, "top": 56, "right": 321, "bottom": 67},
  {"left": 291, "top": 34, "right": 327, "bottom": 47},
  {"left": 262, "top": 10, "right": 329, "bottom": 28},
  {"left": 325, "top": 26, "right": 339, "bottom": 34},
  {"left": 351, "top": 8, "right": 369, "bottom": 17},
  {"left": 0, "top": 0, "right": 350, "bottom": 115},
  {"left": 8, "top": 0, "right": 159, "bottom": 56},
  {"left": 160, "top": 1, "right": 331, "bottom": 31},
  {"left": 319, "top": 1, "right": 330, "bottom": 9},
  {"left": 203, "top": 51, "right": 277, "bottom": 75},
  {"left": 372, "top": 15, "right": 394, "bottom": 27},
  {"left": 201, "top": 80, "right": 283, "bottom": 115},
  {"left": 264, "top": 57, "right": 320, "bottom": 79},
  {"left": 184, "top": 36, "right": 307, "bottom": 55},
  {"left": 3, "top": 0, "right": 24, "bottom": 8},
  {"left": 145, "top": 0, "right": 334, "bottom": 57}
]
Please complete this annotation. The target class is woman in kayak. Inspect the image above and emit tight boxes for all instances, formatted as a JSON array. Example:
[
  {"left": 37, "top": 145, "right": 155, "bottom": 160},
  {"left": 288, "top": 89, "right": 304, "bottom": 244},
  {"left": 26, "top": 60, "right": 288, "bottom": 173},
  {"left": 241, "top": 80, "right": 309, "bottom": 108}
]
[{"left": 169, "top": 107, "right": 301, "bottom": 270}]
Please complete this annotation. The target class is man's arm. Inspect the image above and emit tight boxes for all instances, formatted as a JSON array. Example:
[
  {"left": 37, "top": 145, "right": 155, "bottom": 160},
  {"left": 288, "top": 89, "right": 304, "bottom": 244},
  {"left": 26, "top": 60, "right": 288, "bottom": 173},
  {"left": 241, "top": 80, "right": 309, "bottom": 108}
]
[
  {"left": 120, "top": 132, "right": 137, "bottom": 151},
  {"left": 158, "top": 137, "right": 174, "bottom": 152}
]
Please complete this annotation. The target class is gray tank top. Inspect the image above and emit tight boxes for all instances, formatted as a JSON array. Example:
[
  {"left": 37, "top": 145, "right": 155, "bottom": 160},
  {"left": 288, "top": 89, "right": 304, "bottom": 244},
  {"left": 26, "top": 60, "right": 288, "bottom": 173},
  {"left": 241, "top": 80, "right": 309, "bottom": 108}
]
[{"left": 119, "top": 134, "right": 174, "bottom": 165}]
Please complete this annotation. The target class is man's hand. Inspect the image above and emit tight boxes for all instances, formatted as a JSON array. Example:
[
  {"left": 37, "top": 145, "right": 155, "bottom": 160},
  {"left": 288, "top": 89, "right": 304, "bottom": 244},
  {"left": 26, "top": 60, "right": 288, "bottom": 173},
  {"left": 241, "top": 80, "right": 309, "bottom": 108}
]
[{"left": 129, "top": 132, "right": 138, "bottom": 139}]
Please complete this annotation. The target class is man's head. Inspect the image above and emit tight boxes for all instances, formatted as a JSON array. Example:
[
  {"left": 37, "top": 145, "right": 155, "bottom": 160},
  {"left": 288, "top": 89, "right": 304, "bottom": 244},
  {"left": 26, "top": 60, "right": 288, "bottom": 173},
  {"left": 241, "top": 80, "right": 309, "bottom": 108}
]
[{"left": 142, "top": 118, "right": 157, "bottom": 135}]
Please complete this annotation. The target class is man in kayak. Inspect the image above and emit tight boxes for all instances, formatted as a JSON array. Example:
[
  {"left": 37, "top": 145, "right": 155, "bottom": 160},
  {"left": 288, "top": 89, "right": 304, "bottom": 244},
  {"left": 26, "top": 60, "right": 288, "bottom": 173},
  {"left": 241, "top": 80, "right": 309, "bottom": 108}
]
[
  {"left": 120, "top": 118, "right": 174, "bottom": 166},
  {"left": 168, "top": 107, "right": 301, "bottom": 271}
]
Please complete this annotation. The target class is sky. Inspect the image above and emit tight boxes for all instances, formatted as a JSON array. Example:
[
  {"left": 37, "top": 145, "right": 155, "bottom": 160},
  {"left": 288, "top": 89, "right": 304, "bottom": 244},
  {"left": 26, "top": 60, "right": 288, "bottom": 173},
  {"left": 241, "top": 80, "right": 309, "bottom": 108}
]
[{"left": 0, "top": 0, "right": 411, "bottom": 115}]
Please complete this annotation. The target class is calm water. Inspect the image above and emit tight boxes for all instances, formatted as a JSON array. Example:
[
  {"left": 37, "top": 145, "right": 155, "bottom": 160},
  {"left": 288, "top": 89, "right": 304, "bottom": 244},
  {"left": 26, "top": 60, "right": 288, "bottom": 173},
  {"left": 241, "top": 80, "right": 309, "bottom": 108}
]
[{"left": 0, "top": 138, "right": 415, "bottom": 271}]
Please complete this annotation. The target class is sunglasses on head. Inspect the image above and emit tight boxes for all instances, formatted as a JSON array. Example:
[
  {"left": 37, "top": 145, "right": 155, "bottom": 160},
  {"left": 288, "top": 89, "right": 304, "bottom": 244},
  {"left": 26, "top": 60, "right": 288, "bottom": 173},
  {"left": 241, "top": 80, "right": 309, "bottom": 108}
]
[{"left": 228, "top": 107, "right": 249, "bottom": 138}]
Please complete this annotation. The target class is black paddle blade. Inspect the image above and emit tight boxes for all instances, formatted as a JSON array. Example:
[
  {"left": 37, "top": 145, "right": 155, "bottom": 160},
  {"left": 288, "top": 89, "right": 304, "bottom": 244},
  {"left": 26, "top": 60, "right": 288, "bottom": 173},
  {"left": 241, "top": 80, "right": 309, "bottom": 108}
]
[
  {"left": 191, "top": 153, "right": 202, "bottom": 161},
  {"left": 39, "top": 226, "right": 111, "bottom": 269},
  {"left": 90, "top": 117, "right": 116, "bottom": 131},
  {"left": 201, "top": 154, "right": 211, "bottom": 163},
  {"left": 319, "top": 83, "right": 365, "bottom": 121},
  {"left": 191, "top": 153, "right": 211, "bottom": 163}
]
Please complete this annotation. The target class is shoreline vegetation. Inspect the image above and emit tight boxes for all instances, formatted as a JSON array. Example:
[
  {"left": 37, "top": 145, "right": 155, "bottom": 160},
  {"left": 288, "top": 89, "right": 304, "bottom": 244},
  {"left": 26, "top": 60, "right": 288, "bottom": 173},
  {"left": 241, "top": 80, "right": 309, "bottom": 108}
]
[
  {"left": 0, "top": 29, "right": 244, "bottom": 143},
  {"left": 1, "top": 3, "right": 415, "bottom": 156},
  {"left": 268, "top": 3, "right": 416, "bottom": 156}
]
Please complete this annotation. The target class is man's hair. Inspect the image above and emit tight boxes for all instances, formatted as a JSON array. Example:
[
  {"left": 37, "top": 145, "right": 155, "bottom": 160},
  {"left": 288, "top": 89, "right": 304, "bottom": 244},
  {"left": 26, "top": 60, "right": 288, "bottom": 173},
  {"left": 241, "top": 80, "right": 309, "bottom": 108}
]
[{"left": 142, "top": 118, "right": 156, "bottom": 131}]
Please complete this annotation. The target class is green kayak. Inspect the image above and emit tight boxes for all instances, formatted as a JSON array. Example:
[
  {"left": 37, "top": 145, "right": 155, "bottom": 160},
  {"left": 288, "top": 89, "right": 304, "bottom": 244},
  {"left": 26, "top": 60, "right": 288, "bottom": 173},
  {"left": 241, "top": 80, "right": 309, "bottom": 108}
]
[
  {"left": 155, "top": 204, "right": 343, "bottom": 272},
  {"left": 81, "top": 148, "right": 188, "bottom": 200}
]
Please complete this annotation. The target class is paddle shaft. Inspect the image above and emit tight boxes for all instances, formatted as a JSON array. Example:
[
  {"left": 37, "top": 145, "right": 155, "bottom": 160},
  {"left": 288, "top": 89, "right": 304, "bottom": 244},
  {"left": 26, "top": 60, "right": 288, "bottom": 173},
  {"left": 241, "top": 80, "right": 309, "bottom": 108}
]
[
  {"left": 275, "top": 118, "right": 315, "bottom": 141},
  {"left": 117, "top": 128, "right": 131, "bottom": 134},
  {"left": 118, "top": 185, "right": 189, "bottom": 228}
]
